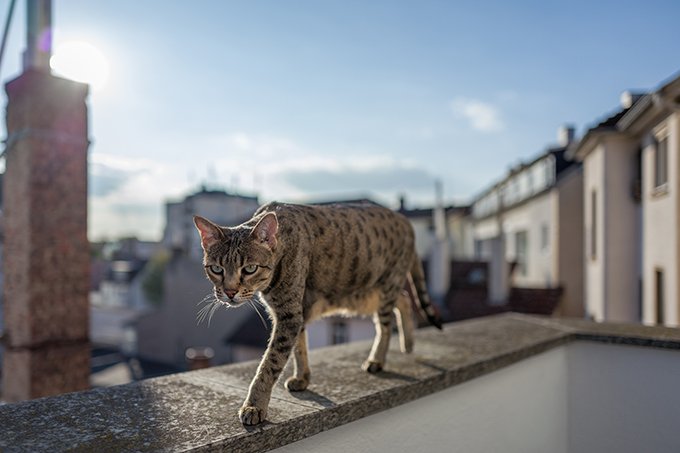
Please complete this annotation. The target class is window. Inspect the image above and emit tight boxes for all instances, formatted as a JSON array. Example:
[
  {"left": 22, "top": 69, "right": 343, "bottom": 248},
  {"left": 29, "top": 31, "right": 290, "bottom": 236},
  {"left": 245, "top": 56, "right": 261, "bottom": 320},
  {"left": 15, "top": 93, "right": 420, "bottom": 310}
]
[
  {"left": 655, "top": 269, "right": 664, "bottom": 325},
  {"left": 655, "top": 136, "right": 668, "bottom": 189},
  {"left": 540, "top": 224, "right": 549, "bottom": 251},
  {"left": 515, "top": 231, "right": 528, "bottom": 276},
  {"left": 330, "top": 319, "right": 348, "bottom": 345},
  {"left": 590, "top": 190, "right": 597, "bottom": 260}
]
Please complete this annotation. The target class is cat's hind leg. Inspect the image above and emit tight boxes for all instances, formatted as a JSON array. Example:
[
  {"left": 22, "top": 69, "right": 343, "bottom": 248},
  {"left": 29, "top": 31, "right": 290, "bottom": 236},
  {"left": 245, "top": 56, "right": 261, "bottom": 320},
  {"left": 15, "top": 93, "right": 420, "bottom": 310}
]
[
  {"left": 394, "top": 290, "right": 414, "bottom": 353},
  {"left": 362, "top": 294, "right": 398, "bottom": 373},
  {"left": 285, "top": 326, "right": 311, "bottom": 391}
]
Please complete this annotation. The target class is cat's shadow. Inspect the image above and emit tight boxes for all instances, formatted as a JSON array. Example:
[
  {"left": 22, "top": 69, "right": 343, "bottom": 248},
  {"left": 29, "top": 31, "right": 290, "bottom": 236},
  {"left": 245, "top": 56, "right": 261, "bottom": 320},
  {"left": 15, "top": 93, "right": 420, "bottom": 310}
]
[
  {"left": 371, "top": 369, "right": 418, "bottom": 383},
  {"left": 287, "top": 389, "right": 336, "bottom": 408}
]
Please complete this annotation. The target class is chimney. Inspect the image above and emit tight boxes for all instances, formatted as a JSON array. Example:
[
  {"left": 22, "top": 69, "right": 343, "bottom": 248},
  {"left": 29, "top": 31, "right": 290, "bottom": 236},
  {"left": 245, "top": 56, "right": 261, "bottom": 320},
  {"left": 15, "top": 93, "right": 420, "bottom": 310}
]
[
  {"left": 558, "top": 124, "right": 575, "bottom": 147},
  {"left": 23, "top": 0, "right": 52, "bottom": 72},
  {"left": 428, "top": 180, "right": 450, "bottom": 313},
  {"left": 2, "top": 0, "right": 90, "bottom": 401},
  {"left": 620, "top": 90, "right": 644, "bottom": 109},
  {"left": 399, "top": 195, "right": 406, "bottom": 211}
]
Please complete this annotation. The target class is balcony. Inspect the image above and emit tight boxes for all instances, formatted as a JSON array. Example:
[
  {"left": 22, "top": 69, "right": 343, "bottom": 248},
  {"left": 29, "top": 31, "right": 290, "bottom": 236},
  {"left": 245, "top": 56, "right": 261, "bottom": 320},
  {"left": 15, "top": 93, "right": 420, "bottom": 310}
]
[{"left": 1, "top": 313, "right": 679, "bottom": 452}]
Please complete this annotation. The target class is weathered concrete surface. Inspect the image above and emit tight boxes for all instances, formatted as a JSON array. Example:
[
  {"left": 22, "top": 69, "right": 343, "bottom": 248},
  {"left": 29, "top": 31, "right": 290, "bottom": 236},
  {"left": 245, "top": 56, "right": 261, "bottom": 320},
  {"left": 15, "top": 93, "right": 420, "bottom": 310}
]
[{"left": 1, "top": 313, "right": 679, "bottom": 452}]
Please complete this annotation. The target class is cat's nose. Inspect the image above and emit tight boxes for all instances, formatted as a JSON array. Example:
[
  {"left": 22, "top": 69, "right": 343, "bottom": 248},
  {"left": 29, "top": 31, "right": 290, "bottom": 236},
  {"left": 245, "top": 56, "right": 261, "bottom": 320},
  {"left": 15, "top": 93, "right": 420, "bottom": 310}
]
[{"left": 225, "top": 289, "right": 238, "bottom": 299}]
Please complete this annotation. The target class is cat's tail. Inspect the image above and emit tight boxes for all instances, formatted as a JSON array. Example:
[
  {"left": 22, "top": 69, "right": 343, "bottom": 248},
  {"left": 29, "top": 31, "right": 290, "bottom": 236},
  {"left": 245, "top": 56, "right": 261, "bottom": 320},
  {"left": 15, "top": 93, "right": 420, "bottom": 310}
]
[{"left": 408, "top": 256, "right": 443, "bottom": 330}]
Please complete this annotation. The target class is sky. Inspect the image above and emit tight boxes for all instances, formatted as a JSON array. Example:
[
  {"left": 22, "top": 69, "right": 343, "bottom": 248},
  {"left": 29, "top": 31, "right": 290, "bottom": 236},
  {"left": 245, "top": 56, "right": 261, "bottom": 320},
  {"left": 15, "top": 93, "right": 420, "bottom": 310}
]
[{"left": 0, "top": 0, "right": 679, "bottom": 241}]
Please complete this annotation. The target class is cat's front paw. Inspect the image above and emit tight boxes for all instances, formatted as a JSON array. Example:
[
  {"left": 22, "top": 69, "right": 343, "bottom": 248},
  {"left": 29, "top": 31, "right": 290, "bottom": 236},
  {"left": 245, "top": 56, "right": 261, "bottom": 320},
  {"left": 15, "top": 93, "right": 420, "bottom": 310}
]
[
  {"left": 285, "top": 376, "right": 309, "bottom": 392},
  {"left": 361, "top": 360, "right": 383, "bottom": 373},
  {"left": 239, "top": 405, "right": 267, "bottom": 426}
]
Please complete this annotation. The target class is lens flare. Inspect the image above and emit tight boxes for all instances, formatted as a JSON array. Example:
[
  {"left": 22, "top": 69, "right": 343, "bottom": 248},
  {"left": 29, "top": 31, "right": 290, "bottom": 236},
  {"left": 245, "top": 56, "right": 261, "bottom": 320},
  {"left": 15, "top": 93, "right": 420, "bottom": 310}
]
[{"left": 50, "top": 41, "right": 110, "bottom": 90}]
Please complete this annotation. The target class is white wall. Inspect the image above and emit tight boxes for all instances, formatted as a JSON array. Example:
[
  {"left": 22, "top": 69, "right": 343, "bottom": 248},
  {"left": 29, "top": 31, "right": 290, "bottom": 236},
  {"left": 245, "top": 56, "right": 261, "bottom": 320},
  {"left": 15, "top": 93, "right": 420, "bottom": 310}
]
[
  {"left": 583, "top": 145, "right": 605, "bottom": 320},
  {"left": 643, "top": 113, "right": 680, "bottom": 326},
  {"left": 583, "top": 137, "right": 640, "bottom": 323},
  {"left": 568, "top": 342, "right": 680, "bottom": 453},
  {"left": 273, "top": 343, "right": 680, "bottom": 453},
  {"left": 501, "top": 192, "right": 555, "bottom": 287},
  {"left": 274, "top": 345, "right": 570, "bottom": 453}
]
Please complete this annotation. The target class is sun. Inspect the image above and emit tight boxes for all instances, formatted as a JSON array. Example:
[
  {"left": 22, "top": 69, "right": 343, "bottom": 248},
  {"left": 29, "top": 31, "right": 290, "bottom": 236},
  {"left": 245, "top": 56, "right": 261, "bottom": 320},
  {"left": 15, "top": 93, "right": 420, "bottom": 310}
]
[{"left": 50, "top": 41, "right": 110, "bottom": 90}]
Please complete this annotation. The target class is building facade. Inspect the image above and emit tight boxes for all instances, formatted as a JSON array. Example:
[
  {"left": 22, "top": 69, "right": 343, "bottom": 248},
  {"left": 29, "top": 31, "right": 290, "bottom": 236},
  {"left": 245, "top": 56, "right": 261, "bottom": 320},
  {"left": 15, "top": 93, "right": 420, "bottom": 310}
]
[
  {"left": 162, "top": 186, "right": 260, "bottom": 260},
  {"left": 570, "top": 74, "right": 680, "bottom": 326},
  {"left": 471, "top": 127, "right": 584, "bottom": 317}
]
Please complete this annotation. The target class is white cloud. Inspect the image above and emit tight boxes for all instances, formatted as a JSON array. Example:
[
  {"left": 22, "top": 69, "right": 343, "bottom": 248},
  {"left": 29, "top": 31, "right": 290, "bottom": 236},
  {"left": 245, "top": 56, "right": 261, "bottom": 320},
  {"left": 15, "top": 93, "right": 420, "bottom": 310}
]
[
  {"left": 451, "top": 97, "right": 504, "bottom": 132},
  {"left": 87, "top": 134, "right": 441, "bottom": 240}
]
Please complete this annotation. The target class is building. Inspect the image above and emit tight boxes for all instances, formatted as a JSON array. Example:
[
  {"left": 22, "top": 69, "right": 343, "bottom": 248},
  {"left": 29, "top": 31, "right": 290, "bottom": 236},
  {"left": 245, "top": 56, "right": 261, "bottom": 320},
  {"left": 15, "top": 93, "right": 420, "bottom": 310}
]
[
  {"left": 568, "top": 72, "right": 680, "bottom": 326},
  {"left": 398, "top": 197, "right": 473, "bottom": 260},
  {"left": 471, "top": 126, "right": 584, "bottom": 317},
  {"left": 162, "top": 186, "right": 260, "bottom": 261},
  {"left": 134, "top": 187, "right": 261, "bottom": 368}
]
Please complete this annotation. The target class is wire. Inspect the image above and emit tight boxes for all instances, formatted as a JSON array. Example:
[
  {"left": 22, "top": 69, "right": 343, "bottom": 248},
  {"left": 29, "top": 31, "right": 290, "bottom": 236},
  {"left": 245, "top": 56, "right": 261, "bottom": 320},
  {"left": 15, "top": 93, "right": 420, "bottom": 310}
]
[{"left": 0, "top": 0, "right": 17, "bottom": 76}]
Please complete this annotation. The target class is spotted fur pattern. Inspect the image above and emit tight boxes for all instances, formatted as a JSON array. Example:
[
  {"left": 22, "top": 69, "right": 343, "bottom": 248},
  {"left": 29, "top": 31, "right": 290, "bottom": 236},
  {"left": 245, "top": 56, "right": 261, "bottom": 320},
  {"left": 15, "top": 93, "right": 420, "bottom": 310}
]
[{"left": 194, "top": 201, "right": 442, "bottom": 425}]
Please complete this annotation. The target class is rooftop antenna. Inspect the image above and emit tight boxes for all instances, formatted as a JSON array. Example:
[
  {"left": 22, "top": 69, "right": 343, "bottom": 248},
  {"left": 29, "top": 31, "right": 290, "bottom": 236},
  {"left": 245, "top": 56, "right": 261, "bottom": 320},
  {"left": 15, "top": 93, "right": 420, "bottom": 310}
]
[{"left": 23, "top": 0, "right": 52, "bottom": 72}]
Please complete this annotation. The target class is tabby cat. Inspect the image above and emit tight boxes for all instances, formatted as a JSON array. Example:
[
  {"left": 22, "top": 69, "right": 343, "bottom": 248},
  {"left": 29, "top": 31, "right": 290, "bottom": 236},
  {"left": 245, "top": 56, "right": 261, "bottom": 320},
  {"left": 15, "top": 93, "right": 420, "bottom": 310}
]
[{"left": 194, "top": 201, "right": 442, "bottom": 425}]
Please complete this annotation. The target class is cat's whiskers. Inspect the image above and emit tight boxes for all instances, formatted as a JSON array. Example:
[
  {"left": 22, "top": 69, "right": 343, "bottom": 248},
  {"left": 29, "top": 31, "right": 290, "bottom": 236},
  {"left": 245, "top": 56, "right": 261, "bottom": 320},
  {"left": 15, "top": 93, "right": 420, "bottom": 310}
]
[
  {"left": 207, "top": 299, "right": 224, "bottom": 326},
  {"left": 196, "top": 292, "right": 215, "bottom": 306},
  {"left": 196, "top": 292, "right": 229, "bottom": 326},
  {"left": 248, "top": 300, "right": 269, "bottom": 330}
]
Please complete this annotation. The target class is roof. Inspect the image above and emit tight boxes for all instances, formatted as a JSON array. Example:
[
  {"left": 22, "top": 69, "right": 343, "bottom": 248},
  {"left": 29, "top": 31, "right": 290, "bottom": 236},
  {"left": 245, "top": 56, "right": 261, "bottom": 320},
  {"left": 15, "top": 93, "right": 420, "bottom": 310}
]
[
  {"left": 308, "top": 197, "right": 382, "bottom": 207},
  {"left": 471, "top": 145, "right": 575, "bottom": 203},
  {"left": 398, "top": 205, "right": 470, "bottom": 219},
  {"left": 565, "top": 102, "right": 640, "bottom": 161},
  {"left": 567, "top": 71, "right": 680, "bottom": 161},
  {"left": 189, "top": 187, "right": 259, "bottom": 202}
]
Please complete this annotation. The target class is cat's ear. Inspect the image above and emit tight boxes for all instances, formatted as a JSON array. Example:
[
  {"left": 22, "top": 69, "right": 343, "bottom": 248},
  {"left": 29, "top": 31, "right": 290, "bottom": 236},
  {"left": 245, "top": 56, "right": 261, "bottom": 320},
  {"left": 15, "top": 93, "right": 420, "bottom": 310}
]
[
  {"left": 251, "top": 212, "right": 278, "bottom": 249},
  {"left": 193, "top": 216, "right": 224, "bottom": 249}
]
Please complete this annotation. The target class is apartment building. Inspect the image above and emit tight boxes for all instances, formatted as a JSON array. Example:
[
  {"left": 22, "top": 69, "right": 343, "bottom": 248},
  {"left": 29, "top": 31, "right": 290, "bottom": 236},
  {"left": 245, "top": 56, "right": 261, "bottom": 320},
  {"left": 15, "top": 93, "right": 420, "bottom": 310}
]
[
  {"left": 471, "top": 127, "right": 584, "bottom": 317},
  {"left": 568, "top": 73, "right": 680, "bottom": 326}
]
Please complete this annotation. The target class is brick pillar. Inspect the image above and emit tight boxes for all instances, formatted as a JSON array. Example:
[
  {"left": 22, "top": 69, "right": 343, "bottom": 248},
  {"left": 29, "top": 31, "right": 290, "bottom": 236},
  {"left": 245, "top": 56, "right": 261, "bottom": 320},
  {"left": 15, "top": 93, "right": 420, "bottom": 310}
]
[{"left": 2, "top": 69, "right": 90, "bottom": 402}]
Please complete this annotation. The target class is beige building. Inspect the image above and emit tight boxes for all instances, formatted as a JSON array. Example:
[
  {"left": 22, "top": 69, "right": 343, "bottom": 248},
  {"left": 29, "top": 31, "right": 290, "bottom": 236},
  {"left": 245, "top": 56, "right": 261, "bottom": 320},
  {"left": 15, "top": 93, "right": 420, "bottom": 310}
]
[
  {"left": 471, "top": 127, "right": 584, "bottom": 317},
  {"left": 567, "top": 95, "right": 644, "bottom": 323},
  {"left": 569, "top": 74, "right": 680, "bottom": 326}
]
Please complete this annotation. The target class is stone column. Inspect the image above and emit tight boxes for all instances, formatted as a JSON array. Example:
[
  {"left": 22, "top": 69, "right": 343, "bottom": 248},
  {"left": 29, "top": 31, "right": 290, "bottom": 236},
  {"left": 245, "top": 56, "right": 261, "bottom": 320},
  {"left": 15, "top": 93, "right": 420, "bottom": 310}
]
[{"left": 2, "top": 69, "right": 90, "bottom": 402}]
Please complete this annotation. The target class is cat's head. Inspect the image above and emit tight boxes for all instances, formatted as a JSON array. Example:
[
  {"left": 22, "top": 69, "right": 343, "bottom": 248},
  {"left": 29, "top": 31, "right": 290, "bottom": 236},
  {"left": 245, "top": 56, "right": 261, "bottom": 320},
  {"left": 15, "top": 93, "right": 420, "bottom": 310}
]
[{"left": 193, "top": 213, "right": 278, "bottom": 307}]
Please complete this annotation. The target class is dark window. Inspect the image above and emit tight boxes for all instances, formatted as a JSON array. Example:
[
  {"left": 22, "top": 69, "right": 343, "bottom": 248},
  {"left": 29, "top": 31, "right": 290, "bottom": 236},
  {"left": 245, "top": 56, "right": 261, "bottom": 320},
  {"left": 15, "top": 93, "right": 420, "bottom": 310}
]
[
  {"left": 655, "top": 137, "right": 668, "bottom": 188},
  {"left": 330, "top": 319, "right": 348, "bottom": 345},
  {"left": 591, "top": 190, "right": 597, "bottom": 260},
  {"left": 656, "top": 269, "right": 664, "bottom": 325},
  {"left": 541, "top": 224, "right": 549, "bottom": 251},
  {"left": 515, "top": 231, "right": 528, "bottom": 276}
]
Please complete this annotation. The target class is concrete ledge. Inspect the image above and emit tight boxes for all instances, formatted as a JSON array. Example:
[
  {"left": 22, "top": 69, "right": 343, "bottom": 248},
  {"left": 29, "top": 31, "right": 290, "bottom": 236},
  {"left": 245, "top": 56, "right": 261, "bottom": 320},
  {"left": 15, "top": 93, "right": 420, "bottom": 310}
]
[{"left": 1, "top": 313, "right": 679, "bottom": 452}]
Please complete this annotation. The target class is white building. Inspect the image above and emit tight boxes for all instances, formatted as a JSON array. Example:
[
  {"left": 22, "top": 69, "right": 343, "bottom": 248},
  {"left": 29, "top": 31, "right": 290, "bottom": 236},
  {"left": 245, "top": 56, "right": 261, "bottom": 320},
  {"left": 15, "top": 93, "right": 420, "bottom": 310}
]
[
  {"left": 568, "top": 73, "right": 680, "bottom": 326},
  {"left": 398, "top": 199, "right": 473, "bottom": 260},
  {"left": 471, "top": 127, "right": 584, "bottom": 317},
  {"left": 162, "top": 186, "right": 260, "bottom": 260}
]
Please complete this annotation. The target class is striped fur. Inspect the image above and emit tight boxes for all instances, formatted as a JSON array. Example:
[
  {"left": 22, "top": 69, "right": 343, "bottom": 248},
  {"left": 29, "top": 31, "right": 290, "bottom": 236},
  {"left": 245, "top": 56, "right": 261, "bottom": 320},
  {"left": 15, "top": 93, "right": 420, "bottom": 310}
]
[{"left": 194, "top": 201, "right": 442, "bottom": 425}]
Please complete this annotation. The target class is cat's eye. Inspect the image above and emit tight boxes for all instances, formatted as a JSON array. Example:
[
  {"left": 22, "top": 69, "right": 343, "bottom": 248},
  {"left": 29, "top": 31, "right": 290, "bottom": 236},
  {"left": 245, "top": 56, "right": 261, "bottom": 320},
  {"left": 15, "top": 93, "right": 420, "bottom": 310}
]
[
  {"left": 242, "top": 264, "right": 258, "bottom": 275},
  {"left": 208, "top": 265, "right": 223, "bottom": 274}
]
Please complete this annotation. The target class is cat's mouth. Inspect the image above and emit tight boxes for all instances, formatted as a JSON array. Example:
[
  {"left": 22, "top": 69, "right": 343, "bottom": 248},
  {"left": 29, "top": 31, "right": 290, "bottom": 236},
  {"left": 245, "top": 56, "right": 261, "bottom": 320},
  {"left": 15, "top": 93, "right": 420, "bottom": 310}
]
[
  {"left": 215, "top": 292, "right": 247, "bottom": 307},
  {"left": 217, "top": 297, "right": 246, "bottom": 308}
]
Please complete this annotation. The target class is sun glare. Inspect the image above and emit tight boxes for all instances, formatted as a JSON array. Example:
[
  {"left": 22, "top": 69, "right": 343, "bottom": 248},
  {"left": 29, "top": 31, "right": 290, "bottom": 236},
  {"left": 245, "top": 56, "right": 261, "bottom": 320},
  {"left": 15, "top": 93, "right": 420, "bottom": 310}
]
[{"left": 50, "top": 41, "right": 110, "bottom": 90}]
